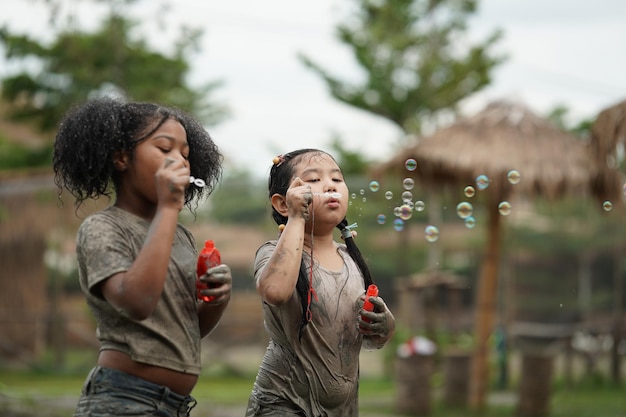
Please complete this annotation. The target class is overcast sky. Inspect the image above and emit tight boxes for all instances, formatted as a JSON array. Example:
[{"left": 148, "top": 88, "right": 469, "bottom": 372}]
[{"left": 3, "top": 0, "right": 626, "bottom": 179}]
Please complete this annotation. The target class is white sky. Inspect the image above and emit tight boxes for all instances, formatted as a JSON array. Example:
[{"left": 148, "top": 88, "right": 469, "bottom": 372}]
[{"left": 3, "top": 0, "right": 626, "bottom": 179}]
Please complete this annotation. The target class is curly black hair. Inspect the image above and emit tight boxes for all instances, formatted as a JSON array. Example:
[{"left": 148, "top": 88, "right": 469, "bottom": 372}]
[
  {"left": 53, "top": 96, "right": 222, "bottom": 213},
  {"left": 268, "top": 149, "right": 373, "bottom": 339}
]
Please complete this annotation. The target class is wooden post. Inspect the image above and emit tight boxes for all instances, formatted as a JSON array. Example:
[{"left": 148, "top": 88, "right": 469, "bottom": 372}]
[{"left": 469, "top": 197, "right": 502, "bottom": 410}]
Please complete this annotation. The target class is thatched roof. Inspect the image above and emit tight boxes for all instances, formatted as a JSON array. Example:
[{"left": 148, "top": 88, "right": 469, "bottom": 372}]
[
  {"left": 590, "top": 99, "right": 626, "bottom": 165},
  {"left": 374, "top": 100, "right": 621, "bottom": 203}
]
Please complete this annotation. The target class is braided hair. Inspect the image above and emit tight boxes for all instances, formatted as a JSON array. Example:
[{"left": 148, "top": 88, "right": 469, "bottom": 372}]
[
  {"left": 268, "top": 149, "right": 374, "bottom": 338},
  {"left": 53, "top": 96, "right": 222, "bottom": 213}
]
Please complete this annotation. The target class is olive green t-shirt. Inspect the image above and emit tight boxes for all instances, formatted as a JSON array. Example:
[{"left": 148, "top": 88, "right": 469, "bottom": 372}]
[
  {"left": 248, "top": 240, "right": 366, "bottom": 416},
  {"left": 76, "top": 205, "right": 201, "bottom": 374}
]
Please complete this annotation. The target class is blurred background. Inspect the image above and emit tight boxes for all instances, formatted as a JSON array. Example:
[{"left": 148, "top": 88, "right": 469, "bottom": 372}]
[{"left": 1, "top": 0, "right": 625, "bottom": 416}]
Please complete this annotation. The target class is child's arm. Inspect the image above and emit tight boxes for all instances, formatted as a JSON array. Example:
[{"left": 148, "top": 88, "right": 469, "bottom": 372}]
[
  {"left": 197, "top": 264, "right": 232, "bottom": 337},
  {"left": 99, "top": 158, "right": 189, "bottom": 320},
  {"left": 256, "top": 177, "right": 312, "bottom": 306},
  {"left": 358, "top": 296, "right": 396, "bottom": 350}
]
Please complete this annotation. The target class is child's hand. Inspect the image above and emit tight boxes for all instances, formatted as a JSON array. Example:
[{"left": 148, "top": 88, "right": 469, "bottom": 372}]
[
  {"left": 285, "top": 177, "right": 313, "bottom": 221},
  {"left": 155, "top": 157, "right": 190, "bottom": 210},
  {"left": 197, "top": 264, "right": 232, "bottom": 305},
  {"left": 357, "top": 295, "right": 395, "bottom": 340}
]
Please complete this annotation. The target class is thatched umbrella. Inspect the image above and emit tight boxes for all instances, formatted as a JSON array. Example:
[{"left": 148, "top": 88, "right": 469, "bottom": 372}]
[{"left": 374, "top": 100, "right": 621, "bottom": 410}]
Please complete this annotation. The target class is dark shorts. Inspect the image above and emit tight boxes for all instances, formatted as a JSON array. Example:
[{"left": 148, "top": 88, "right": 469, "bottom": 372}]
[{"left": 73, "top": 366, "right": 197, "bottom": 417}]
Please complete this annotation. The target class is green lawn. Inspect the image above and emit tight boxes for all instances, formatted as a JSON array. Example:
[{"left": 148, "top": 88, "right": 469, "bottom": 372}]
[{"left": 1, "top": 368, "right": 625, "bottom": 417}]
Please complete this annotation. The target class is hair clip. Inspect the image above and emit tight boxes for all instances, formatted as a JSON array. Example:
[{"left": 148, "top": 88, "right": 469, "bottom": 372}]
[
  {"left": 341, "top": 222, "right": 358, "bottom": 240},
  {"left": 272, "top": 154, "right": 286, "bottom": 167}
]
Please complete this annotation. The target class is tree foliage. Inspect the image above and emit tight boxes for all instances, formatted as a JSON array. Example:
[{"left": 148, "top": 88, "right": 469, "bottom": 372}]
[
  {"left": 0, "top": 0, "right": 228, "bottom": 133},
  {"left": 299, "top": 0, "right": 505, "bottom": 135}
]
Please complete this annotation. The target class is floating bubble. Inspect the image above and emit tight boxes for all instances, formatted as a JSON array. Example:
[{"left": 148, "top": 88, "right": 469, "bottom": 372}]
[
  {"left": 464, "top": 216, "right": 476, "bottom": 229},
  {"left": 415, "top": 200, "right": 425, "bottom": 212},
  {"left": 405, "top": 158, "right": 417, "bottom": 171},
  {"left": 401, "top": 191, "right": 413, "bottom": 202},
  {"left": 393, "top": 206, "right": 401, "bottom": 217},
  {"left": 385, "top": 191, "right": 394, "bottom": 200},
  {"left": 369, "top": 181, "right": 380, "bottom": 192},
  {"left": 393, "top": 218, "right": 405, "bottom": 232},
  {"left": 456, "top": 202, "right": 473, "bottom": 219},
  {"left": 362, "top": 197, "right": 367, "bottom": 203},
  {"left": 351, "top": 193, "right": 356, "bottom": 199},
  {"left": 402, "top": 178, "right": 415, "bottom": 190},
  {"left": 603, "top": 201, "right": 613, "bottom": 212},
  {"left": 507, "top": 170, "right": 521, "bottom": 185},
  {"left": 399, "top": 204, "right": 413, "bottom": 221},
  {"left": 424, "top": 225, "right": 439, "bottom": 242},
  {"left": 476, "top": 175, "right": 490, "bottom": 191},
  {"left": 498, "top": 201, "right": 511, "bottom": 216},
  {"left": 464, "top": 186, "right": 476, "bottom": 198},
  {"left": 359, "top": 189, "right": 365, "bottom": 195},
  {"left": 377, "top": 214, "right": 386, "bottom": 224}
]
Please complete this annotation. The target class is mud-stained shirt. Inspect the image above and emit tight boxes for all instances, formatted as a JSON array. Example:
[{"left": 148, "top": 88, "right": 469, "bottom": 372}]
[
  {"left": 76, "top": 205, "right": 201, "bottom": 374},
  {"left": 248, "top": 240, "right": 367, "bottom": 417}
]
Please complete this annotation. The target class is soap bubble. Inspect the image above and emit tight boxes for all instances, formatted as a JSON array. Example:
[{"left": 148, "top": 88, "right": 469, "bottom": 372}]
[
  {"left": 507, "top": 170, "right": 521, "bottom": 185},
  {"left": 377, "top": 214, "right": 386, "bottom": 224},
  {"left": 498, "top": 201, "right": 511, "bottom": 216},
  {"left": 385, "top": 191, "right": 393, "bottom": 200},
  {"left": 476, "top": 175, "right": 490, "bottom": 191},
  {"left": 402, "top": 178, "right": 415, "bottom": 190},
  {"left": 464, "top": 186, "right": 476, "bottom": 198},
  {"left": 393, "top": 219, "right": 405, "bottom": 231},
  {"left": 603, "top": 201, "right": 613, "bottom": 212},
  {"left": 415, "top": 201, "right": 425, "bottom": 212},
  {"left": 424, "top": 225, "right": 439, "bottom": 242},
  {"left": 369, "top": 181, "right": 380, "bottom": 192},
  {"left": 456, "top": 202, "right": 473, "bottom": 219},
  {"left": 464, "top": 216, "right": 476, "bottom": 229},
  {"left": 405, "top": 158, "right": 417, "bottom": 171},
  {"left": 399, "top": 204, "right": 413, "bottom": 221},
  {"left": 351, "top": 193, "right": 356, "bottom": 199},
  {"left": 401, "top": 191, "right": 413, "bottom": 202}
]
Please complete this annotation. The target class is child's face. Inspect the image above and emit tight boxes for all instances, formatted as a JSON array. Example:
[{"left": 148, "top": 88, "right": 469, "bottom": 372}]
[
  {"left": 124, "top": 118, "right": 190, "bottom": 205},
  {"left": 291, "top": 152, "right": 350, "bottom": 227}
]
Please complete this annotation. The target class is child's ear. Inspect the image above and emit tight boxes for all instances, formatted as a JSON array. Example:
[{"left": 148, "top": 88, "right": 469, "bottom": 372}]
[
  {"left": 113, "top": 150, "right": 129, "bottom": 171},
  {"left": 271, "top": 194, "right": 289, "bottom": 217}
]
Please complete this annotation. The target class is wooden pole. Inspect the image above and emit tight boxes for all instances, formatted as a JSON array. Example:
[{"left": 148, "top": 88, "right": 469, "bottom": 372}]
[{"left": 469, "top": 195, "right": 502, "bottom": 410}]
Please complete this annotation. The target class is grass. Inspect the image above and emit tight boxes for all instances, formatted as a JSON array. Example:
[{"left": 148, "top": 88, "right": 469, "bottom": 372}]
[
  {"left": 1, "top": 347, "right": 625, "bottom": 417},
  {"left": 1, "top": 368, "right": 626, "bottom": 416}
]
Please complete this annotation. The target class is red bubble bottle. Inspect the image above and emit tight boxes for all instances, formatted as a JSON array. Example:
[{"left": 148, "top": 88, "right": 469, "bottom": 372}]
[
  {"left": 196, "top": 240, "right": 221, "bottom": 302},
  {"left": 362, "top": 284, "right": 378, "bottom": 322}
]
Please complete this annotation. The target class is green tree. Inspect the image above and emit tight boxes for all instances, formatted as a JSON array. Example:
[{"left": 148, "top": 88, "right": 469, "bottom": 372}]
[
  {"left": 0, "top": 0, "right": 227, "bottom": 134},
  {"left": 546, "top": 104, "right": 594, "bottom": 139},
  {"left": 299, "top": 0, "right": 504, "bottom": 135},
  {"left": 329, "top": 134, "right": 371, "bottom": 176}
]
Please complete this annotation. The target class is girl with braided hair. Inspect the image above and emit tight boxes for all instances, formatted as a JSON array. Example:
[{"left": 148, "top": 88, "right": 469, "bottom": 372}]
[
  {"left": 53, "top": 96, "right": 232, "bottom": 416},
  {"left": 247, "top": 149, "right": 395, "bottom": 416}
]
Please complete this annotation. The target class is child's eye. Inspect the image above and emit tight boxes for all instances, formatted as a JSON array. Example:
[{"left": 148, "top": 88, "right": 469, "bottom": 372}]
[
  {"left": 158, "top": 148, "right": 171, "bottom": 154},
  {"left": 307, "top": 178, "right": 320, "bottom": 183}
]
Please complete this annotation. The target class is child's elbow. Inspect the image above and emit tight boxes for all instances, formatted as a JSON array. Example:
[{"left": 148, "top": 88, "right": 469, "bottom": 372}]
[
  {"left": 123, "top": 304, "right": 154, "bottom": 321},
  {"left": 257, "top": 283, "right": 291, "bottom": 306}
]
